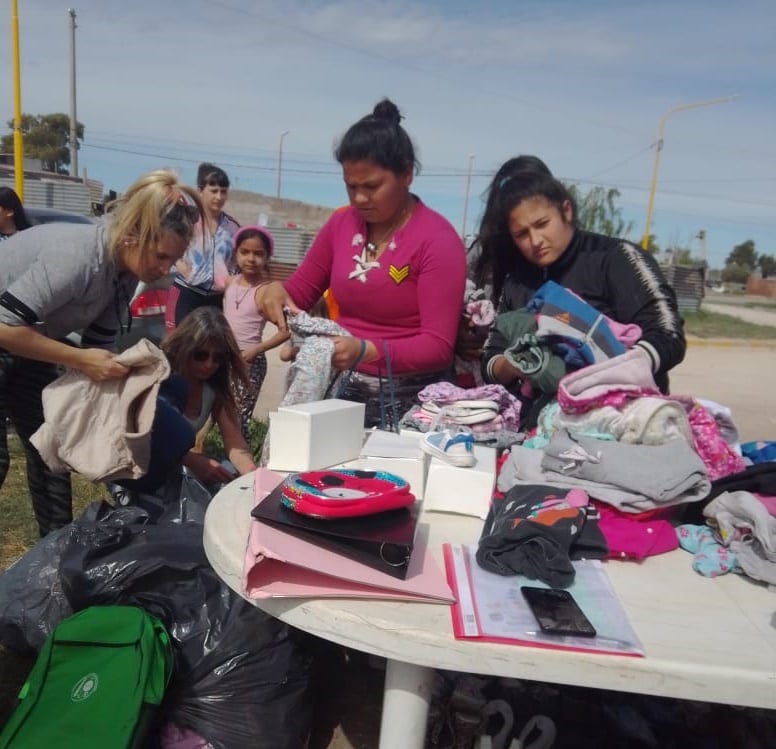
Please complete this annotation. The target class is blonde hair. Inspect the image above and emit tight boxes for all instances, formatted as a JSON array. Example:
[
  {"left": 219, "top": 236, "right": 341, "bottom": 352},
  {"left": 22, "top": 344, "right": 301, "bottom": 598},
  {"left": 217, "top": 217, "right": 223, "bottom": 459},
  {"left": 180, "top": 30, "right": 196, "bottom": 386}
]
[{"left": 105, "top": 169, "right": 203, "bottom": 258}]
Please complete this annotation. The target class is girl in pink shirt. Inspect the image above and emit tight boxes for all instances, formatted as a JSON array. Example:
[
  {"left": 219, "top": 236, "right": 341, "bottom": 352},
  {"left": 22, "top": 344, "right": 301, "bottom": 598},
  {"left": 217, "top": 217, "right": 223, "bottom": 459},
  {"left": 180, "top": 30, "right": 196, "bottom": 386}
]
[{"left": 223, "top": 226, "right": 289, "bottom": 437}]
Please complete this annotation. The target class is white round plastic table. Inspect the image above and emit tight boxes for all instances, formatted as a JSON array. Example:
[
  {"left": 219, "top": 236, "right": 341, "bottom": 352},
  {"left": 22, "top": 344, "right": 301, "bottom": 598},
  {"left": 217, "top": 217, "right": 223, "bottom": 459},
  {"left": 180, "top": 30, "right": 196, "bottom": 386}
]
[{"left": 203, "top": 474, "right": 776, "bottom": 749}]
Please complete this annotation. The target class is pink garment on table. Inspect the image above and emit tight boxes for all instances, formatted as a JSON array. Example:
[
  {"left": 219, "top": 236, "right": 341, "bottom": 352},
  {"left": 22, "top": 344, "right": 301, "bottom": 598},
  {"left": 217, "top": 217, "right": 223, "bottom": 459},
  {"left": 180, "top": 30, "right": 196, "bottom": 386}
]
[
  {"left": 417, "top": 381, "right": 522, "bottom": 433},
  {"left": 674, "top": 397, "right": 747, "bottom": 482},
  {"left": 284, "top": 201, "right": 466, "bottom": 376},
  {"left": 756, "top": 494, "right": 776, "bottom": 517},
  {"left": 557, "top": 349, "right": 660, "bottom": 415},
  {"left": 596, "top": 502, "right": 678, "bottom": 560}
]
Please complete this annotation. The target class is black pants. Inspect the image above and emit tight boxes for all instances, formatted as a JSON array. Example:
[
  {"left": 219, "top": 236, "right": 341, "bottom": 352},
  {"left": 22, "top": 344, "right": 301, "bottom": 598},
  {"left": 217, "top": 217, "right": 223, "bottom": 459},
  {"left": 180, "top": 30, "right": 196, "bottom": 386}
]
[
  {"left": 0, "top": 350, "right": 73, "bottom": 536},
  {"left": 173, "top": 283, "right": 224, "bottom": 326}
]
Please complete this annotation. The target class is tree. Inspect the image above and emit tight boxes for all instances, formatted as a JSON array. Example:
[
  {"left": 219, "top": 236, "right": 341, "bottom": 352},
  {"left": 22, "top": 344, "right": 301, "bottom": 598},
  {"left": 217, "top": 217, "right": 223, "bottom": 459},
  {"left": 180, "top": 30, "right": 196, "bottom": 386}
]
[
  {"left": 669, "top": 247, "right": 696, "bottom": 266},
  {"left": 1, "top": 113, "right": 84, "bottom": 174},
  {"left": 758, "top": 254, "right": 776, "bottom": 279},
  {"left": 566, "top": 185, "right": 635, "bottom": 238},
  {"left": 643, "top": 234, "right": 661, "bottom": 255},
  {"left": 721, "top": 262, "right": 751, "bottom": 284},
  {"left": 725, "top": 240, "right": 757, "bottom": 271}
]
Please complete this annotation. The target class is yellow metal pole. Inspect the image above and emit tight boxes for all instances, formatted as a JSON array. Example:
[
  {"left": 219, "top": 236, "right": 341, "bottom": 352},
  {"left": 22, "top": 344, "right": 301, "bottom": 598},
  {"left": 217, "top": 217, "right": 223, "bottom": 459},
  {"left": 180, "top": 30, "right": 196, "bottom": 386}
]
[
  {"left": 11, "top": 0, "right": 24, "bottom": 199},
  {"left": 640, "top": 95, "right": 739, "bottom": 250}
]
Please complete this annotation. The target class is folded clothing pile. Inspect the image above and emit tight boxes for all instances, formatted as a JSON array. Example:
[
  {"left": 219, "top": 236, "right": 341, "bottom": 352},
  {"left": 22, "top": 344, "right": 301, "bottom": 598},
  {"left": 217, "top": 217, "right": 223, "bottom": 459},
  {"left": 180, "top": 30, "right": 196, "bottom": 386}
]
[{"left": 421, "top": 399, "right": 499, "bottom": 426}]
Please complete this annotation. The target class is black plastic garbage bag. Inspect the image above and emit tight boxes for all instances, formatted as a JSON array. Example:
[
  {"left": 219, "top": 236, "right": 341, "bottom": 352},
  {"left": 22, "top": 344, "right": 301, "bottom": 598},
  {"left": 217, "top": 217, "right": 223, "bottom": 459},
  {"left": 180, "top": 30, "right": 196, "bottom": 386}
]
[
  {"left": 59, "top": 516, "right": 313, "bottom": 749},
  {"left": 0, "top": 501, "right": 148, "bottom": 654}
]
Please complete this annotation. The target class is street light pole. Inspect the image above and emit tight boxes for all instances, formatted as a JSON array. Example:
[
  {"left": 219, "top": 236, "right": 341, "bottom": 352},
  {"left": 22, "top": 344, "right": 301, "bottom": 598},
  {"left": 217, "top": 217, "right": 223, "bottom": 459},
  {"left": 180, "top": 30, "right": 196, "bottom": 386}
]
[
  {"left": 640, "top": 95, "right": 738, "bottom": 249},
  {"left": 68, "top": 8, "right": 78, "bottom": 177},
  {"left": 276, "top": 130, "right": 290, "bottom": 199},
  {"left": 460, "top": 153, "right": 475, "bottom": 241}
]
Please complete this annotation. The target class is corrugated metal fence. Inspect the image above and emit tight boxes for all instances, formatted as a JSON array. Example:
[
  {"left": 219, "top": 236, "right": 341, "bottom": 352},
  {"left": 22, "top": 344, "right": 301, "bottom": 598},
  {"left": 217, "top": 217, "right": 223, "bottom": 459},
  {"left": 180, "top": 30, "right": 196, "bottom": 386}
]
[
  {"left": 660, "top": 264, "right": 705, "bottom": 313},
  {"left": 0, "top": 176, "right": 92, "bottom": 215}
]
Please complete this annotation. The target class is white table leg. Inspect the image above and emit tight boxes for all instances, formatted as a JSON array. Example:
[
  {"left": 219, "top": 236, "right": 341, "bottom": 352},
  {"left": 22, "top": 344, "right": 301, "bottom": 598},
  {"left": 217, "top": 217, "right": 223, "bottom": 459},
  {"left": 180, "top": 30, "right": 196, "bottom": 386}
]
[{"left": 378, "top": 659, "right": 434, "bottom": 749}]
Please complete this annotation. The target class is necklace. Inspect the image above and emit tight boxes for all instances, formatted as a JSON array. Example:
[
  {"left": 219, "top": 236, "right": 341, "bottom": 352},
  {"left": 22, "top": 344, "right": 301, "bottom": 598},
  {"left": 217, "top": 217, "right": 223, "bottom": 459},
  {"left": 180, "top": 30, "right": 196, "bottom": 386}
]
[
  {"left": 364, "top": 200, "right": 414, "bottom": 260},
  {"left": 234, "top": 282, "right": 255, "bottom": 309}
]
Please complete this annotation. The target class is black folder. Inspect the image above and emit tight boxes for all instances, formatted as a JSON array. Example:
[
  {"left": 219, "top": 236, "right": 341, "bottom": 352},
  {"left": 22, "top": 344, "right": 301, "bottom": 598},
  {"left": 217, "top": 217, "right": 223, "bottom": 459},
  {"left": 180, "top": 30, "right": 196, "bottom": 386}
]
[{"left": 251, "top": 486, "right": 421, "bottom": 579}]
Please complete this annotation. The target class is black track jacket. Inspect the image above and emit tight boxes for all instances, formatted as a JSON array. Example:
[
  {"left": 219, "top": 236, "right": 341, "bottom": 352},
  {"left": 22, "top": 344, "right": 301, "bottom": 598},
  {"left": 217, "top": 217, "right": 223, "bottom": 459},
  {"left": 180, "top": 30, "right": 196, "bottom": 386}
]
[{"left": 495, "top": 229, "right": 686, "bottom": 392}]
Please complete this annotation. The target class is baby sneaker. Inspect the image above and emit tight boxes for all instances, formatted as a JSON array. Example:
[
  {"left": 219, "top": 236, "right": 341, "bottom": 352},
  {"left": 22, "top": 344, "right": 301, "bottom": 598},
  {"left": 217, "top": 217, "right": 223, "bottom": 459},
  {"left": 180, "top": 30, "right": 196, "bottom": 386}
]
[{"left": 421, "top": 429, "right": 476, "bottom": 467}]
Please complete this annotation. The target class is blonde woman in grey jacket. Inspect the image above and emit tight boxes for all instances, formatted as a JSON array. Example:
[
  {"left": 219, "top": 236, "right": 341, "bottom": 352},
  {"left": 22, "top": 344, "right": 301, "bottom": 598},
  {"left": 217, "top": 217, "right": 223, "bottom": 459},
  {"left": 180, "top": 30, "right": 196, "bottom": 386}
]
[{"left": 0, "top": 170, "right": 201, "bottom": 536}]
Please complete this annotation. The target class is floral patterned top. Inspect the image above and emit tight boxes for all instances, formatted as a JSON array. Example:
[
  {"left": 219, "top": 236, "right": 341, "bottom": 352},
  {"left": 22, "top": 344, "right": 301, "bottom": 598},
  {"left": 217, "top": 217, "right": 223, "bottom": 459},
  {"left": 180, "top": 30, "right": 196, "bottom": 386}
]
[{"left": 174, "top": 212, "right": 239, "bottom": 294}]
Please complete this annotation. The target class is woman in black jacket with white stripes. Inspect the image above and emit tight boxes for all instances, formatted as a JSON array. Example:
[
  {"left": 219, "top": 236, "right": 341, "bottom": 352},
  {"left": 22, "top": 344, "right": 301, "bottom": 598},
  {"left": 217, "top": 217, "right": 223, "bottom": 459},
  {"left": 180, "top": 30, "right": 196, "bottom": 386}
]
[{"left": 479, "top": 159, "right": 686, "bottom": 420}]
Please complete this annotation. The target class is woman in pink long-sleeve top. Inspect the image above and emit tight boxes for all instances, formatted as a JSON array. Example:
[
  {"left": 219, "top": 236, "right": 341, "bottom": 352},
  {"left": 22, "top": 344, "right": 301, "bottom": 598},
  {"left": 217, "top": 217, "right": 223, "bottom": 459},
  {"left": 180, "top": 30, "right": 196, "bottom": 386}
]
[{"left": 258, "top": 98, "right": 466, "bottom": 428}]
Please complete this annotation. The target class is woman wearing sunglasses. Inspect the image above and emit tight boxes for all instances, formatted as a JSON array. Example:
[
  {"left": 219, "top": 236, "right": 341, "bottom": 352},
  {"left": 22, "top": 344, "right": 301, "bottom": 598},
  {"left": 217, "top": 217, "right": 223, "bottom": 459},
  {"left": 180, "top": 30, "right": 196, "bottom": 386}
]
[
  {"left": 0, "top": 169, "right": 200, "bottom": 537},
  {"left": 162, "top": 306, "right": 256, "bottom": 485}
]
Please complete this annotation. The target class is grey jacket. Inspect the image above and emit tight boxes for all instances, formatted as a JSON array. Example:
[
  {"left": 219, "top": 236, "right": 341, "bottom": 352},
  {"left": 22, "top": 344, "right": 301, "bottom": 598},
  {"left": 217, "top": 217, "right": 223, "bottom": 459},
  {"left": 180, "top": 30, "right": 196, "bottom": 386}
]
[{"left": 0, "top": 220, "right": 137, "bottom": 346}]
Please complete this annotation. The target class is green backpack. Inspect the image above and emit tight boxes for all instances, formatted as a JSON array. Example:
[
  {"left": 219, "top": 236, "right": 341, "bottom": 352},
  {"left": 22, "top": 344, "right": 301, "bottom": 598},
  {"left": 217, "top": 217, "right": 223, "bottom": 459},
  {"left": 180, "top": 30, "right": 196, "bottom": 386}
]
[{"left": 0, "top": 605, "right": 173, "bottom": 749}]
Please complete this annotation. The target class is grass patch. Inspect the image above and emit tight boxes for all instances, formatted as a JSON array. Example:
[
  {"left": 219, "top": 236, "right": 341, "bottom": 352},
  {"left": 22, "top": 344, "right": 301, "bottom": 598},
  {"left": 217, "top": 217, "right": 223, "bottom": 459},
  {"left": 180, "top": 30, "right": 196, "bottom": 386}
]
[
  {"left": 203, "top": 418, "right": 268, "bottom": 463},
  {"left": 0, "top": 435, "right": 104, "bottom": 572},
  {"left": 683, "top": 310, "right": 776, "bottom": 340}
]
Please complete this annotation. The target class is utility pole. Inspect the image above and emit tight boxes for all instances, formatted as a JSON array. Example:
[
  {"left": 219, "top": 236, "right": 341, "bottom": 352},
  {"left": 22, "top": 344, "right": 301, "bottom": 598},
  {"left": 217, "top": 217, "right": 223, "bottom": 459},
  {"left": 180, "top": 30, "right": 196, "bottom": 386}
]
[
  {"left": 68, "top": 8, "right": 78, "bottom": 177},
  {"left": 696, "top": 230, "right": 707, "bottom": 265},
  {"left": 461, "top": 153, "right": 474, "bottom": 241},
  {"left": 276, "top": 130, "right": 289, "bottom": 199}
]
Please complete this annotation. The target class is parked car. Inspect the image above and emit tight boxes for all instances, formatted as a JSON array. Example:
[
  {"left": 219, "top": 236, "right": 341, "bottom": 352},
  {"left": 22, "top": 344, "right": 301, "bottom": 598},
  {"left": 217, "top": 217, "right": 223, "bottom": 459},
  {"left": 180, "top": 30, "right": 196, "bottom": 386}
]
[{"left": 24, "top": 206, "right": 171, "bottom": 349}]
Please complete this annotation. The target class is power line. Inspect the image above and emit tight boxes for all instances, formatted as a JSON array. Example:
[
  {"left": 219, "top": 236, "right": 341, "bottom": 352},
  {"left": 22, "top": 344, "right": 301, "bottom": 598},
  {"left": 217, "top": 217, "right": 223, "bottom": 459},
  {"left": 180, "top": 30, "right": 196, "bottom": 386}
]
[{"left": 80, "top": 143, "right": 775, "bottom": 211}]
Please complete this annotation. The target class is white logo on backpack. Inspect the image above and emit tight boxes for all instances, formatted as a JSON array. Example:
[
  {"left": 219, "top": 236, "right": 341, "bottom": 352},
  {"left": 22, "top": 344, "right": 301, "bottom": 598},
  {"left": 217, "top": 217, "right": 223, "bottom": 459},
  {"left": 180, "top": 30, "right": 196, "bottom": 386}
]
[{"left": 71, "top": 672, "right": 99, "bottom": 701}]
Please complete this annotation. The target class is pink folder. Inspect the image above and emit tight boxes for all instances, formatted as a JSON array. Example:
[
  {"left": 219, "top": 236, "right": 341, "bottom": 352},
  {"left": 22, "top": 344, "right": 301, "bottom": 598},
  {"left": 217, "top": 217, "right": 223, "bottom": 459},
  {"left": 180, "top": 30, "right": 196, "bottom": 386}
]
[{"left": 242, "top": 468, "right": 455, "bottom": 603}]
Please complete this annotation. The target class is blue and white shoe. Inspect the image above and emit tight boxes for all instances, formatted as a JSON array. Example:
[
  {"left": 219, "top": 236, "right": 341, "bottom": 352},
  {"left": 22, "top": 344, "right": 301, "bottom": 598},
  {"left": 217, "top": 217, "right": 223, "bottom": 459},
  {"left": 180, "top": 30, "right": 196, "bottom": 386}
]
[{"left": 420, "top": 429, "right": 476, "bottom": 467}]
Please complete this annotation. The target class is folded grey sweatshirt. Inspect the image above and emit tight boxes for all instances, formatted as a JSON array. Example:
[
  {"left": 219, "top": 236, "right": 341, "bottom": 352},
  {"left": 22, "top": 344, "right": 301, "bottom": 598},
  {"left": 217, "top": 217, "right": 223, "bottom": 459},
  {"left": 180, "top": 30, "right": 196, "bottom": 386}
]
[{"left": 498, "top": 434, "right": 710, "bottom": 514}]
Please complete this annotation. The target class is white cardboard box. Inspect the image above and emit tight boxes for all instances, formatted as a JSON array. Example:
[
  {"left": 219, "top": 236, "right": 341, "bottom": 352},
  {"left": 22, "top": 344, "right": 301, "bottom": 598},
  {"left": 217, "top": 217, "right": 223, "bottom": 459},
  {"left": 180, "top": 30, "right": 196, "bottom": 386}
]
[
  {"left": 423, "top": 444, "right": 497, "bottom": 519},
  {"left": 267, "top": 399, "right": 366, "bottom": 472},
  {"left": 357, "top": 430, "right": 429, "bottom": 499}
]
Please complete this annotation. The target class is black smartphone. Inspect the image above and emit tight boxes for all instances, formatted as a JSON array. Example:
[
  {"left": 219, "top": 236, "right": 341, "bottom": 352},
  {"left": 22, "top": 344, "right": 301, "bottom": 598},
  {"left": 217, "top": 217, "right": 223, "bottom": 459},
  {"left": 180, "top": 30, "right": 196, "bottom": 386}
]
[{"left": 520, "top": 586, "right": 597, "bottom": 637}]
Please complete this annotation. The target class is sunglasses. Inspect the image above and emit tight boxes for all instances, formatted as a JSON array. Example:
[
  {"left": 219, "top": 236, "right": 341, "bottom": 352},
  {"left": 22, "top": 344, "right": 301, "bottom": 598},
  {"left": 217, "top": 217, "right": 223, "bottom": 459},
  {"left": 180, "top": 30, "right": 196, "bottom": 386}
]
[
  {"left": 192, "top": 349, "right": 227, "bottom": 364},
  {"left": 169, "top": 190, "right": 201, "bottom": 224}
]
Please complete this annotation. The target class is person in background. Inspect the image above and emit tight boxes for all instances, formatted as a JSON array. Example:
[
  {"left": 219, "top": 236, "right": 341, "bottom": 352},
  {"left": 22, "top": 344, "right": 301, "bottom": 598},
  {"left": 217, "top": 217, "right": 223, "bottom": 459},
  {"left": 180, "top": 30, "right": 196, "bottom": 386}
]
[
  {"left": 0, "top": 186, "right": 32, "bottom": 239},
  {"left": 256, "top": 98, "right": 466, "bottom": 428},
  {"left": 167, "top": 162, "right": 240, "bottom": 329},
  {"left": 479, "top": 159, "right": 686, "bottom": 425},
  {"left": 0, "top": 170, "right": 199, "bottom": 535},
  {"left": 223, "top": 225, "right": 289, "bottom": 439},
  {"left": 162, "top": 306, "right": 256, "bottom": 485},
  {"left": 0, "top": 185, "right": 34, "bottom": 521}
]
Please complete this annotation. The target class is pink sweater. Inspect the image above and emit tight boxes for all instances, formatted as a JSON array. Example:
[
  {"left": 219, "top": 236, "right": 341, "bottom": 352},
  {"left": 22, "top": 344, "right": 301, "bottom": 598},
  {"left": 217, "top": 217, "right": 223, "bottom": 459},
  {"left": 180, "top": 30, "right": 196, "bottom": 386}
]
[{"left": 284, "top": 200, "right": 466, "bottom": 376}]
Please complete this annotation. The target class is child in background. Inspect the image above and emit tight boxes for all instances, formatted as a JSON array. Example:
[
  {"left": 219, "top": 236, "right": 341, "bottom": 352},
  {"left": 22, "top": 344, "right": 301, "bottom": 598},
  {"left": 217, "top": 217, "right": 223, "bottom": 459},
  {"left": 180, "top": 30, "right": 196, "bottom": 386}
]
[
  {"left": 162, "top": 306, "right": 256, "bottom": 484},
  {"left": 223, "top": 225, "right": 289, "bottom": 438}
]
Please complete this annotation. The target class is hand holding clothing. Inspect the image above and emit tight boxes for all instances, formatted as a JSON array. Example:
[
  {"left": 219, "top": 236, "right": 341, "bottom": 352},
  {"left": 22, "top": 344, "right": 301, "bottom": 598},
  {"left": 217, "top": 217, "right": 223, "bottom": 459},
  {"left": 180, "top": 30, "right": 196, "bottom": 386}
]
[{"left": 255, "top": 281, "right": 295, "bottom": 336}]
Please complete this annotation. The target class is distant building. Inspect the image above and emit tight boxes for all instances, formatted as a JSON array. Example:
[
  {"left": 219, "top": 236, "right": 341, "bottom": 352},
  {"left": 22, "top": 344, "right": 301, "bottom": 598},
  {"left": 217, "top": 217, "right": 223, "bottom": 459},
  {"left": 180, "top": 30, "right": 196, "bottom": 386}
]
[{"left": 0, "top": 158, "right": 101, "bottom": 216}]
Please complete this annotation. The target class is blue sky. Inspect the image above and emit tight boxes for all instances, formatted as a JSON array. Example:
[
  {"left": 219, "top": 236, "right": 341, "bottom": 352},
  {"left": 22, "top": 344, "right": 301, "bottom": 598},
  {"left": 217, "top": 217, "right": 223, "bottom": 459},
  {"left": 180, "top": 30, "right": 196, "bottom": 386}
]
[{"left": 1, "top": 0, "right": 774, "bottom": 268}]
